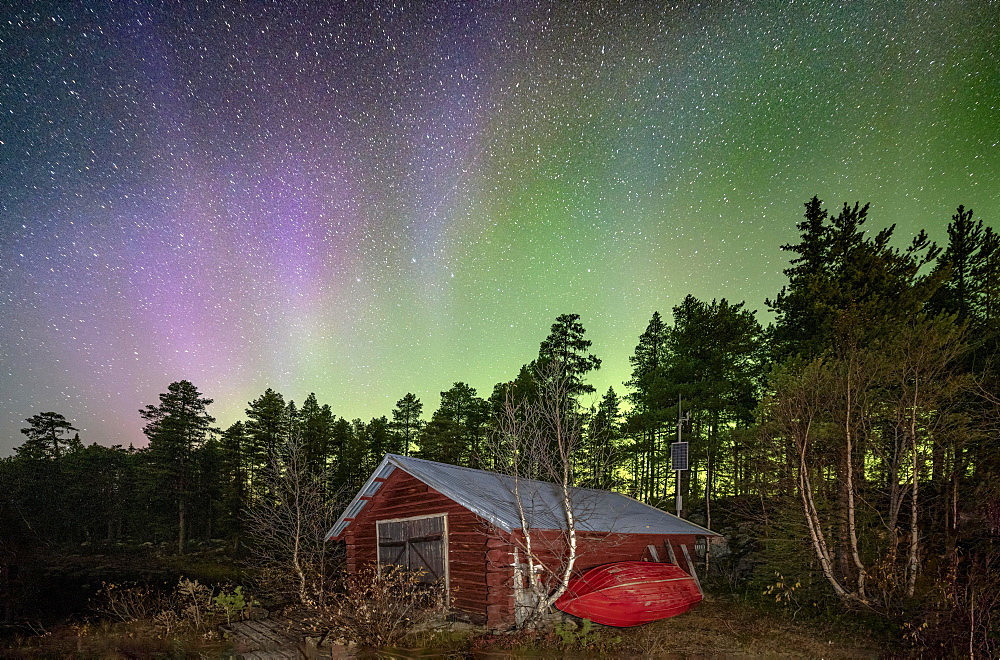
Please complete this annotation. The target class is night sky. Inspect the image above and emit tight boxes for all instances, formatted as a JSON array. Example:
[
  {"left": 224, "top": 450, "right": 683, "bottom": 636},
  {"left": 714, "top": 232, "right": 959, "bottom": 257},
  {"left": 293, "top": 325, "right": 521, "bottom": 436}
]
[{"left": 2, "top": 1, "right": 998, "bottom": 455}]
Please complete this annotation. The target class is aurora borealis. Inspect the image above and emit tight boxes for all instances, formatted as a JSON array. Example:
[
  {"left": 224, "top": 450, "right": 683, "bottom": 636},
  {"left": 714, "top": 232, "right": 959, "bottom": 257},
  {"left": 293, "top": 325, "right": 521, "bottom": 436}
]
[{"left": 1, "top": 1, "right": 998, "bottom": 454}]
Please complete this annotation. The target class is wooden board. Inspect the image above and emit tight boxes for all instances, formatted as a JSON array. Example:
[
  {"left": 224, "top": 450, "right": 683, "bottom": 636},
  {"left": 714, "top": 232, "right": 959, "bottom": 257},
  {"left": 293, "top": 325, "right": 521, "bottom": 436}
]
[
  {"left": 377, "top": 514, "right": 447, "bottom": 584},
  {"left": 348, "top": 470, "right": 490, "bottom": 618},
  {"left": 221, "top": 617, "right": 305, "bottom": 658}
]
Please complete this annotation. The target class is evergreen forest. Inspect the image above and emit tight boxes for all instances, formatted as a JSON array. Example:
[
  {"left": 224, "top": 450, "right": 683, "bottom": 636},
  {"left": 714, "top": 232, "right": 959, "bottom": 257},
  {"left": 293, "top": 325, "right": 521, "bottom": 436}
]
[{"left": 2, "top": 198, "right": 999, "bottom": 653}]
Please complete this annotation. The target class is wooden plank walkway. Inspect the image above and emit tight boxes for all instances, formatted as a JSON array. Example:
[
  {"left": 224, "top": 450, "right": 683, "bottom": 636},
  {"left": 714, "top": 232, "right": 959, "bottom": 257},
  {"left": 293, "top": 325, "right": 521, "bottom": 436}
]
[
  {"left": 221, "top": 618, "right": 303, "bottom": 659},
  {"left": 241, "top": 648, "right": 299, "bottom": 660}
]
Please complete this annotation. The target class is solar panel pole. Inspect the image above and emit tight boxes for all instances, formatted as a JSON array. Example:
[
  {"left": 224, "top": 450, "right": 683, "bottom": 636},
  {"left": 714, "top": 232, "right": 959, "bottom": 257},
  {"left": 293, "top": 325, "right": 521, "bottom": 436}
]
[
  {"left": 675, "top": 394, "right": 683, "bottom": 517},
  {"left": 675, "top": 471, "right": 682, "bottom": 517}
]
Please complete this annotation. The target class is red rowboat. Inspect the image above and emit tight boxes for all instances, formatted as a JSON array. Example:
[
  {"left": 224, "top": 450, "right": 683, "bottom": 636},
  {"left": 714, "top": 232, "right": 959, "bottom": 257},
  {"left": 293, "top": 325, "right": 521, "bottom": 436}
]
[{"left": 554, "top": 561, "right": 702, "bottom": 627}]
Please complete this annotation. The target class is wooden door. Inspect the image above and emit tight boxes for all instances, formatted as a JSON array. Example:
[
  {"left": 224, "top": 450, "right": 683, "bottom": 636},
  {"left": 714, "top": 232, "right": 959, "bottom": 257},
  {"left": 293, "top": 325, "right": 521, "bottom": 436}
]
[{"left": 377, "top": 514, "right": 447, "bottom": 587}]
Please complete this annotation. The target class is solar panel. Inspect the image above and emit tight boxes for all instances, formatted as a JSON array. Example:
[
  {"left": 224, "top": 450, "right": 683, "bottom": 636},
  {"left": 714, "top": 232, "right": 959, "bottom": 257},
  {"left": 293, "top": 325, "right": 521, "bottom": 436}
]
[{"left": 671, "top": 442, "right": 689, "bottom": 471}]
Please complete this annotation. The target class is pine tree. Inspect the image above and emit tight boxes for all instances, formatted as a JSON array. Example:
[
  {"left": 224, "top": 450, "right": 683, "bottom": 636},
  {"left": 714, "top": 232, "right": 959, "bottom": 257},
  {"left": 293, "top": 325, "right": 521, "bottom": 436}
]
[
  {"left": 976, "top": 227, "right": 1000, "bottom": 327},
  {"left": 623, "top": 312, "right": 672, "bottom": 501},
  {"left": 488, "top": 364, "right": 539, "bottom": 422},
  {"left": 389, "top": 393, "right": 424, "bottom": 457},
  {"left": 18, "top": 412, "right": 79, "bottom": 460},
  {"left": 219, "top": 421, "right": 249, "bottom": 537},
  {"left": 192, "top": 435, "right": 225, "bottom": 541},
  {"left": 299, "top": 393, "right": 335, "bottom": 475},
  {"left": 486, "top": 365, "right": 540, "bottom": 473},
  {"left": 365, "top": 416, "right": 392, "bottom": 472},
  {"left": 932, "top": 205, "right": 983, "bottom": 322},
  {"left": 626, "top": 312, "right": 668, "bottom": 398},
  {"left": 329, "top": 417, "right": 364, "bottom": 494},
  {"left": 418, "top": 383, "right": 488, "bottom": 466},
  {"left": 285, "top": 399, "right": 300, "bottom": 446},
  {"left": 930, "top": 206, "right": 1000, "bottom": 365},
  {"left": 60, "top": 443, "right": 132, "bottom": 543},
  {"left": 768, "top": 197, "right": 941, "bottom": 360},
  {"left": 10, "top": 412, "right": 82, "bottom": 543},
  {"left": 579, "top": 387, "right": 622, "bottom": 490},
  {"left": 245, "top": 388, "right": 288, "bottom": 497},
  {"left": 665, "top": 295, "right": 765, "bottom": 522},
  {"left": 140, "top": 380, "right": 215, "bottom": 554},
  {"left": 767, "top": 196, "right": 832, "bottom": 359},
  {"left": 537, "top": 313, "right": 602, "bottom": 397}
]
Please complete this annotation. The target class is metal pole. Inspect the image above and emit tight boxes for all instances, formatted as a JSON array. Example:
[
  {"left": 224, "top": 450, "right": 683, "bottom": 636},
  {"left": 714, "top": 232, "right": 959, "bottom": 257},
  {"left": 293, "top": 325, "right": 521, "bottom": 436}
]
[
  {"left": 675, "top": 470, "right": 682, "bottom": 517},
  {"left": 676, "top": 394, "right": 682, "bottom": 517}
]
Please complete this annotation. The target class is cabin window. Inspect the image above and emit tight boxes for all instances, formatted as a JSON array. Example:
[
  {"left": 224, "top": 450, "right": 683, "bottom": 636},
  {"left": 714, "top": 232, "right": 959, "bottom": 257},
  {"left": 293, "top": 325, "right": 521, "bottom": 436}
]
[{"left": 376, "top": 513, "right": 448, "bottom": 588}]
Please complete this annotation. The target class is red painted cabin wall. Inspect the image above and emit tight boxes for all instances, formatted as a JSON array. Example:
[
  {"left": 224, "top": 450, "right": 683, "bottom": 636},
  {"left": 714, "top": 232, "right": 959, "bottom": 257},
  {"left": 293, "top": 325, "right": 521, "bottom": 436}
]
[
  {"left": 483, "top": 530, "right": 700, "bottom": 628},
  {"left": 341, "top": 468, "right": 704, "bottom": 630},
  {"left": 342, "top": 469, "right": 492, "bottom": 622}
]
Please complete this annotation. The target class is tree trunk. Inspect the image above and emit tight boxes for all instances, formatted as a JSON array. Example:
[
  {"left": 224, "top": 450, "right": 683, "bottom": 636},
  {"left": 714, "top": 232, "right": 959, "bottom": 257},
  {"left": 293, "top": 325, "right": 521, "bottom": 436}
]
[
  {"left": 178, "top": 498, "right": 186, "bottom": 555},
  {"left": 906, "top": 395, "right": 921, "bottom": 597},
  {"left": 799, "top": 434, "right": 848, "bottom": 599},
  {"left": 679, "top": 469, "right": 691, "bottom": 518},
  {"left": 705, "top": 443, "right": 712, "bottom": 531}
]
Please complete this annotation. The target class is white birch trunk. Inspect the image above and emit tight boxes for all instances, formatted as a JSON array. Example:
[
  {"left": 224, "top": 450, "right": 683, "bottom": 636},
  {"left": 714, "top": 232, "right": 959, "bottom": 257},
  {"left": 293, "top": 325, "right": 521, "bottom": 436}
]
[{"left": 906, "top": 382, "right": 921, "bottom": 597}]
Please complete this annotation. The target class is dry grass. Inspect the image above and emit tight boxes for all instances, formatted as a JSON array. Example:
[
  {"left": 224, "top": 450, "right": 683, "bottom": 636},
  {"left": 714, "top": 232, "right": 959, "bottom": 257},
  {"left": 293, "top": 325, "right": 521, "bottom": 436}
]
[
  {"left": 618, "top": 595, "right": 880, "bottom": 658},
  {"left": 464, "top": 595, "right": 881, "bottom": 658},
  {"left": 2, "top": 592, "right": 883, "bottom": 658},
  {"left": 1, "top": 619, "right": 234, "bottom": 658}
]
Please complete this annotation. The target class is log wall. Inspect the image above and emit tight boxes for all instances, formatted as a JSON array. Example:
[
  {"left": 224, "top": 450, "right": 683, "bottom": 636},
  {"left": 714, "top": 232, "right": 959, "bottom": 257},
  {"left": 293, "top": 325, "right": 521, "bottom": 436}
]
[
  {"left": 341, "top": 467, "right": 703, "bottom": 630},
  {"left": 483, "top": 529, "right": 700, "bottom": 628},
  {"left": 343, "top": 469, "right": 492, "bottom": 621}
]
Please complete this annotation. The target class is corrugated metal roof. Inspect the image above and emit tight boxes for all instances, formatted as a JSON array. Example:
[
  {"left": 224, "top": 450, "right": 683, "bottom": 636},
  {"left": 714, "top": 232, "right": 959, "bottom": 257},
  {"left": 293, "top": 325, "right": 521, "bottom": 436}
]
[{"left": 326, "top": 454, "right": 719, "bottom": 540}]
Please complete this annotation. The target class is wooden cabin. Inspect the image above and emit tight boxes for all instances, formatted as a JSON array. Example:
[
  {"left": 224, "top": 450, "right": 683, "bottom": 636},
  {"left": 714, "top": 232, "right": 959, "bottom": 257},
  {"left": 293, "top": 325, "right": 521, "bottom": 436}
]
[{"left": 326, "top": 454, "right": 719, "bottom": 630}]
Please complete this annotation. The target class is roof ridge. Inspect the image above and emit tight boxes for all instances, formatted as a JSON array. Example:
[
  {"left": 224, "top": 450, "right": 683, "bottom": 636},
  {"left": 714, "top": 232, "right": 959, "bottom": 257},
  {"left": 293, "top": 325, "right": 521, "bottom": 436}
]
[{"left": 389, "top": 453, "right": 606, "bottom": 491}]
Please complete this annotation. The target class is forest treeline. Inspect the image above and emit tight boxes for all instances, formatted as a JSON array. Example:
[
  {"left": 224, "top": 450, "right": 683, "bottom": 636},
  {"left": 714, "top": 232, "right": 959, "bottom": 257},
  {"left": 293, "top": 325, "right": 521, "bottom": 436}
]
[{"left": 3, "top": 198, "right": 999, "bottom": 650}]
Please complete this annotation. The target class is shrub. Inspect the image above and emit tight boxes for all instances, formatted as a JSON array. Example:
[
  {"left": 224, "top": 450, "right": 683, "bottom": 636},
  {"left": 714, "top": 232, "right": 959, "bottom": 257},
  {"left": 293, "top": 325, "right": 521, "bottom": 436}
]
[
  {"left": 94, "top": 582, "right": 178, "bottom": 623},
  {"left": 324, "top": 565, "right": 445, "bottom": 648},
  {"left": 175, "top": 577, "right": 213, "bottom": 631},
  {"left": 94, "top": 577, "right": 254, "bottom": 636}
]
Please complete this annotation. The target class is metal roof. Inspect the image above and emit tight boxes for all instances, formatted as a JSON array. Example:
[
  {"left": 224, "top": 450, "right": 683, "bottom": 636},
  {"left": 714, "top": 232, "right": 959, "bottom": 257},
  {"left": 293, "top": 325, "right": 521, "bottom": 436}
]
[{"left": 326, "top": 454, "right": 719, "bottom": 540}]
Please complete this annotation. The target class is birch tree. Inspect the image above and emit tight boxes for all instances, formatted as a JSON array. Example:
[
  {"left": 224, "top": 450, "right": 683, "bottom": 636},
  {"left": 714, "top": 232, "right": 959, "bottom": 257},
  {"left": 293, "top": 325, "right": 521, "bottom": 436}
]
[
  {"left": 490, "top": 361, "right": 584, "bottom": 627},
  {"left": 769, "top": 313, "right": 967, "bottom": 607},
  {"left": 243, "top": 436, "right": 342, "bottom": 607}
]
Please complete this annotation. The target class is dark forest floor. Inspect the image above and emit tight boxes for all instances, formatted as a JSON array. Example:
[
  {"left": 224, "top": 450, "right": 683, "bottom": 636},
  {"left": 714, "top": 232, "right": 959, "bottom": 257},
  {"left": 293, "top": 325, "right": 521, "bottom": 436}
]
[
  {"left": 452, "top": 596, "right": 882, "bottom": 658},
  {"left": 2, "top": 596, "right": 884, "bottom": 659},
  {"left": 615, "top": 596, "right": 881, "bottom": 658},
  {"left": 2, "top": 545, "right": 884, "bottom": 658}
]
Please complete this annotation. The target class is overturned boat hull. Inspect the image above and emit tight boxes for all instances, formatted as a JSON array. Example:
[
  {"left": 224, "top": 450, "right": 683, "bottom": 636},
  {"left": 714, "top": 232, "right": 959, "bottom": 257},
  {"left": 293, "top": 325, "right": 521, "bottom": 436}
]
[{"left": 554, "top": 560, "right": 702, "bottom": 627}]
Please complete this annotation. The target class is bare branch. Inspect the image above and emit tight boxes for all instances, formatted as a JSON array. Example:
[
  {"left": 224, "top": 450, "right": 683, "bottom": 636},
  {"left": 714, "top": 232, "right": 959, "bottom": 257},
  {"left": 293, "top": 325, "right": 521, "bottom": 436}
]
[{"left": 242, "top": 435, "right": 344, "bottom": 607}]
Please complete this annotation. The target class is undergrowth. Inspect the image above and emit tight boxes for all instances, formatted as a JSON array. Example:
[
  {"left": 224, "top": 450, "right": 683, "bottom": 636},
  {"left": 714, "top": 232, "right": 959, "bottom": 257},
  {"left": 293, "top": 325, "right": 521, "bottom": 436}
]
[{"left": 320, "top": 565, "right": 446, "bottom": 648}]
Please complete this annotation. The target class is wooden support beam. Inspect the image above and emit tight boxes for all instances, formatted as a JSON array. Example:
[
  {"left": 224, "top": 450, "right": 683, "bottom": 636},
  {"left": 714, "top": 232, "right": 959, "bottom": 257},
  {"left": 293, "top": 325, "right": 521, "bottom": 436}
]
[
  {"left": 664, "top": 540, "right": 678, "bottom": 564},
  {"left": 681, "top": 544, "right": 702, "bottom": 596}
]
